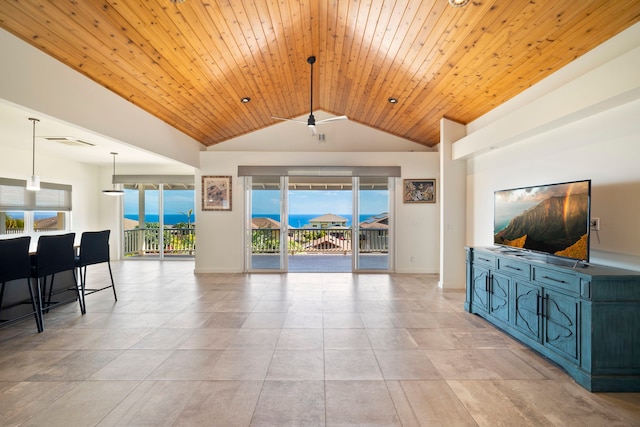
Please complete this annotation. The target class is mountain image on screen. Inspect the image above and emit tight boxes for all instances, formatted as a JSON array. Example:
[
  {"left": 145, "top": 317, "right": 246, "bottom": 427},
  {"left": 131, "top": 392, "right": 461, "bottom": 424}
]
[{"left": 494, "top": 193, "right": 589, "bottom": 259}]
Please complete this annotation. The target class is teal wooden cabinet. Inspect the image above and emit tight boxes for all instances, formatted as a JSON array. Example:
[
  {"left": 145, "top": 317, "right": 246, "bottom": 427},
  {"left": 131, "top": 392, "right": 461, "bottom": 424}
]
[{"left": 465, "top": 246, "right": 640, "bottom": 392}]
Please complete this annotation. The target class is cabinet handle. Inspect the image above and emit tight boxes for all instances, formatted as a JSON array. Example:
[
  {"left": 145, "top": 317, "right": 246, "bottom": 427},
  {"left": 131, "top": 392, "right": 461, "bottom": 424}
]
[
  {"left": 504, "top": 265, "right": 522, "bottom": 271},
  {"left": 535, "top": 295, "right": 547, "bottom": 317},
  {"left": 541, "top": 275, "right": 567, "bottom": 284},
  {"left": 485, "top": 275, "right": 490, "bottom": 292},
  {"left": 479, "top": 257, "right": 491, "bottom": 263}
]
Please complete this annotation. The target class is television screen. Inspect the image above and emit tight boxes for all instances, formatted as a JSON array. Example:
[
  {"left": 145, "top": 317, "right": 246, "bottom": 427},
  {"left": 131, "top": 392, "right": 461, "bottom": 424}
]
[{"left": 494, "top": 180, "right": 591, "bottom": 261}]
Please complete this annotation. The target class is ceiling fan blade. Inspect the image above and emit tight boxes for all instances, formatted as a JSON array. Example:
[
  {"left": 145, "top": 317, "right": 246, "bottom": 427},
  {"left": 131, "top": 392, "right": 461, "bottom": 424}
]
[
  {"left": 271, "top": 116, "right": 307, "bottom": 124},
  {"left": 316, "top": 115, "right": 348, "bottom": 124}
]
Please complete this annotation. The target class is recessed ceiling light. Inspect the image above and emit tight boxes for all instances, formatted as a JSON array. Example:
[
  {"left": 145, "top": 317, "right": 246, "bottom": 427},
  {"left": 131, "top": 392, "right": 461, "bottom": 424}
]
[
  {"left": 241, "top": 97, "right": 251, "bottom": 103},
  {"left": 388, "top": 97, "right": 398, "bottom": 104},
  {"left": 448, "top": 0, "right": 470, "bottom": 7},
  {"left": 169, "top": 0, "right": 186, "bottom": 4}
]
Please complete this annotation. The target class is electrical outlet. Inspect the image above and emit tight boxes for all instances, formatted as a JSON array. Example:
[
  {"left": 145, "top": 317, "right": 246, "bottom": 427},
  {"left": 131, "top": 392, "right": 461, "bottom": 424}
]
[{"left": 590, "top": 218, "right": 600, "bottom": 231}]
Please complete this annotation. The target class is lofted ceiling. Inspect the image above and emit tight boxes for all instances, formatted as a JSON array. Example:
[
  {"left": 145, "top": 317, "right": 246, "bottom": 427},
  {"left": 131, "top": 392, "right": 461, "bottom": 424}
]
[{"left": 1, "top": 0, "right": 639, "bottom": 149}]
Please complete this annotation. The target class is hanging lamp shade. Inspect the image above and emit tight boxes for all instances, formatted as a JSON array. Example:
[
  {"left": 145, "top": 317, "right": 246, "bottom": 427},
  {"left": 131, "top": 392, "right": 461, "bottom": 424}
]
[
  {"left": 26, "top": 117, "right": 40, "bottom": 191},
  {"left": 103, "top": 152, "right": 124, "bottom": 196}
]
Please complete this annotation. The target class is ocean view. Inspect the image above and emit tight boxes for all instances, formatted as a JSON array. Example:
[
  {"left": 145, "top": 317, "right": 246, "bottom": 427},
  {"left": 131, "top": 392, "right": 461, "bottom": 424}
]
[
  {"left": 124, "top": 213, "right": 380, "bottom": 226},
  {"left": 124, "top": 214, "right": 194, "bottom": 225},
  {"left": 255, "top": 213, "right": 379, "bottom": 227}
]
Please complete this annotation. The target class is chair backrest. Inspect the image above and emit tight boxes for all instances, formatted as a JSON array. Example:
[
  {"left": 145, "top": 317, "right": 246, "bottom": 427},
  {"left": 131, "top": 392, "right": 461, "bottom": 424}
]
[
  {"left": 78, "top": 230, "right": 110, "bottom": 267},
  {"left": 0, "top": 236, "right": 32, "bottom": 283},
  {"left": 33, "top": 233, "right": 76, "bottom": 277}
]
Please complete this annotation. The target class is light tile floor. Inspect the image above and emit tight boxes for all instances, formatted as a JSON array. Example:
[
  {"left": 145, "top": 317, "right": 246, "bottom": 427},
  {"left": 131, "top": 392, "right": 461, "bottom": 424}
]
[{"left": 0, "top": 260, "right": 639, "bottom": 426}]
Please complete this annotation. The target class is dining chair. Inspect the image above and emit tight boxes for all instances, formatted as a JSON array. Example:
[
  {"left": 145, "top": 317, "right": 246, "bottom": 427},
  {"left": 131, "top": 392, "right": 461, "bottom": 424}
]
[
  {"left": 31, "top": 233, "right": 83, "bottom": 327},
  {"left": 76, "top": 230, "right": 117, "bottom": 313},
  {"left": 0, "top": 236, "right": 42, "bottom": 332}
]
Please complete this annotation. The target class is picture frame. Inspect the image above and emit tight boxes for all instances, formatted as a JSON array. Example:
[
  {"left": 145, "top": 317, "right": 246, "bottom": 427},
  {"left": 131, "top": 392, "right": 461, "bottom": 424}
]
[
  {"left": 202, "top": 176, "right": 232, "bottom": 211},
  {"left": 403, "top": 179, "right": 436, "bottom": 203}
]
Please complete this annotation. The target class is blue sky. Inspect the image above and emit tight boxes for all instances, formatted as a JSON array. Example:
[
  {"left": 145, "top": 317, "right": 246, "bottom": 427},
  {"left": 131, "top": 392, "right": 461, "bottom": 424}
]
[
  {"left": 254, "top": 190, "right": 388, "bottom": 215},
  {"left": 124, "top": 189, "right": 194, "bottom": 215},
  {"left": 124, "top": 189, "right": 388, "bottom": 216}
]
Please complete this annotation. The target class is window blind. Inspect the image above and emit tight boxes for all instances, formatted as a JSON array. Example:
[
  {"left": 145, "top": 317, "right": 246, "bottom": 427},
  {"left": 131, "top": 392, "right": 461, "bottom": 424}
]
[
  {"left": 237, "top": 166, "right": 401, "bottom": 177},
  {"left": 0, "top": 178, "right": 72, "bottom": 211}
]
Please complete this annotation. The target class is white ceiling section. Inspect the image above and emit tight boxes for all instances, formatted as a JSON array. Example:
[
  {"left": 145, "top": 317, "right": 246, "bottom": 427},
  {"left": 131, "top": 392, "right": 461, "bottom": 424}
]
[{"left": 0, "top": 28, "right": 202, "bottom": 169}]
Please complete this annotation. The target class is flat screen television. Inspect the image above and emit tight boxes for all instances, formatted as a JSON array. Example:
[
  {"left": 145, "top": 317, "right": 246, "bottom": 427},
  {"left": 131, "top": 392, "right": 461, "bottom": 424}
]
[{"left": 493, "top": 179, "right": 591, "bottom": 262}]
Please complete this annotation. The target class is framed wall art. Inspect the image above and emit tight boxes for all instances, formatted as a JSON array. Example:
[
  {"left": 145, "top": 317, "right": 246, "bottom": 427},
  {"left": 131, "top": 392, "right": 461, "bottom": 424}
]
[
  {"left": 202, "top": 175, "right": 232, "bottom": 211},
  {"left": 403, "top": 179, "right": 436, "bottom": 203}
]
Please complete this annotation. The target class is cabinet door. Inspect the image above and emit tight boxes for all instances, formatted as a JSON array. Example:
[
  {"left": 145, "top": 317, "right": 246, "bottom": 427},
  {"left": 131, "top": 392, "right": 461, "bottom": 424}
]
[
  {"left": 489, "top": 272, "right": 510, "bottom": 323},
  {"left": 544, "top": 289, "right": 579, "bottom": 362},
  {"left": 471, "top": 265, "right": 490, "bottom": 313},
  {"left": 513, "top": 280, "right": 542, "bottom": 342}
]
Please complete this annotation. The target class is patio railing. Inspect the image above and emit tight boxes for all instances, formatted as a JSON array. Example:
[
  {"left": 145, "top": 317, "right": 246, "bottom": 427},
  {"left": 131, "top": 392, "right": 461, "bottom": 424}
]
[
  {"left": 124, "top": 228, "right": 195, "bottom": 256},
  {"left": 252, "top": 227, "right": 388, "bottom": 255},
  {"left": 122, "top": 227, "right": 387, "bottom": 257}
]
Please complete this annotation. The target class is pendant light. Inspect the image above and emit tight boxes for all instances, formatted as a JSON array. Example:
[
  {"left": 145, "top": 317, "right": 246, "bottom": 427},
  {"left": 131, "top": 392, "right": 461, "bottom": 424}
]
[
  {"left": 102, "top": 152, "right": 124, "bottom": 196},
  {"left": 26, "top": 117, "right": 40, "bottom": 191}
]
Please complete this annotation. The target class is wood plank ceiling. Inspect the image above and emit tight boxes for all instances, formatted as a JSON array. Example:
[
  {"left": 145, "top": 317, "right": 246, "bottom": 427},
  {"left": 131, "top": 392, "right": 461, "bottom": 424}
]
[{"left": 1, "top": 0, "right": 639, "bottom": 148}]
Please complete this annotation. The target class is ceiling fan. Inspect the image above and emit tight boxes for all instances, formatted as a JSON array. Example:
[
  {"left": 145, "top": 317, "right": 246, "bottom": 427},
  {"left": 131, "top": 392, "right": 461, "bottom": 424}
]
[{"left": 272, "top": 56, "right": 348, "bottom": 135}]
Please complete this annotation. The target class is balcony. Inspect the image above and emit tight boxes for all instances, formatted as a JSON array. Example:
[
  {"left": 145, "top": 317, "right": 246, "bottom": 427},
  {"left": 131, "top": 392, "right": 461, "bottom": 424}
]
[
  {"left": 253, "top": 227, "right": 388, "bottom": 255},
  {"left": 124, "top": 228, "right": 195, "bottom": 257},
  {"left": 122, "top": 226, "right": 389, "bottom": 270},
  {"left": 252, "top": 227, "right": 389, "bottom": 271}
]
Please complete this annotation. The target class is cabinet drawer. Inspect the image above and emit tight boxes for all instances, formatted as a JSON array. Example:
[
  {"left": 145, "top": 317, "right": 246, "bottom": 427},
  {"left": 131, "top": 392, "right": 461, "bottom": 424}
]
[
  {"left": 532, "top": 267, "right": 579, "bottom": 293},
  {"left": 497, "top": 258, "right": 530, "bottom": 279},
  {"left": 473, "top": 252, "right": 495, "bottom": 268}
]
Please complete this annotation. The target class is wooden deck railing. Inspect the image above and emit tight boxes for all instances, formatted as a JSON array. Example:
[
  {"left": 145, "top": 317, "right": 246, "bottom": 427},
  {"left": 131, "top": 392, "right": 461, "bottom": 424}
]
[
  {"left": 3, "top": 228, "right": 58, "bottom": 234},
  {"left": 124, "top": 228, "right": 195, "bottom": 256},
  {"left": 252, "top": 227, "right": 388, "bottom": 254},
  {"left": 120, "top": 226, "right": 388, "bottom": 257}
]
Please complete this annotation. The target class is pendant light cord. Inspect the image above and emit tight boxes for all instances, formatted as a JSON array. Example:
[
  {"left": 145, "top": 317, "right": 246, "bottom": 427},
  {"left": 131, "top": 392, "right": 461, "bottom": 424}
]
[
  {"left": 29, "top": 117, "right": 39, "bottom": 175},
  {"left": 111, "top": 152, "right": 118, "bottom": 189}
]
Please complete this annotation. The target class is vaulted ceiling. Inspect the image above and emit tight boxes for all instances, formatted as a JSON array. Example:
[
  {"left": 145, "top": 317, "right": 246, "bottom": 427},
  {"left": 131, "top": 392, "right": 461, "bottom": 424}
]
[{"left": 1, "top": 0, "right": 639, "bottom": 148}]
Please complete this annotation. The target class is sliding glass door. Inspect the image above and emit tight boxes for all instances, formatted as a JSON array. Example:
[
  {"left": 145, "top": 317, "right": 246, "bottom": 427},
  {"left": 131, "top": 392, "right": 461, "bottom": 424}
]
[
  {"left": 123, "top": 182, "right": 195, "bottom": 258},
  {"left": 245, "top": 173, "right": 393, "bottom": 272},
  {"left": 354, "top": 177, "right": 392, "bottom": 271},
  {"left": 246, "top": 176, "right": 287, "bottom": 271}
]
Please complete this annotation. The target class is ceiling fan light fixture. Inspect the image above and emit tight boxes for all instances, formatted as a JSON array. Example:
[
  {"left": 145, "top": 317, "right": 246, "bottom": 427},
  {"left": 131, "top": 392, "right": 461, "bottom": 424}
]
[
  {"left": 388, "top": 97, "right": 398, "bottom": 104},
  {"left": 102, "top": 152, "right": 124, "bottom": 196},
  {"left": 270, "top": 55, "right": 347, "bottom": 135},
  {"left": 448, "top": 0, "right": 470, "bottom": 7}
]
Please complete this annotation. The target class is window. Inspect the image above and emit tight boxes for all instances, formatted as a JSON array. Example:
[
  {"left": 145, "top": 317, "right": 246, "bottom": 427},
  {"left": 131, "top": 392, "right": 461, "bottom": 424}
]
[
  {"left": 0, "top": 178, "right": 71, "bottom": 235},
  {"left": 117, "top": 176, "right": 195, "bottom": 258}
]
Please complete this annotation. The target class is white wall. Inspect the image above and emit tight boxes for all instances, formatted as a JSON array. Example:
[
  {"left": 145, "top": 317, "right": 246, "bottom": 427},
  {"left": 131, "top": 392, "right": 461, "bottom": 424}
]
[
  {"left": 460, "top": 23, "right": 640, "bottom": 272},
  {"left": 0, "top": 143, "right": 103, "bottom": 234},
  {"left": 0, "top": 141, "right": 198, "bottom": 259},
  {"left": 212, "top": 111, "right": 433, "bottom": 153},
  {"left": 0, "top": 28, "right": 204, "bottom": 168},
  {"left": 196, "top": 151, "right": 439, "bottom": 273},
  {"left": 439, "top": 119, "right": 467, "bottom": 289}
]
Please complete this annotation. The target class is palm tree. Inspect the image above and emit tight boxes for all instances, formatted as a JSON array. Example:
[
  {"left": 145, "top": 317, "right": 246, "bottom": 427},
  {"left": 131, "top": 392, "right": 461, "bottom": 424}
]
[{"left": 179, "top": 209, "right": 194, "bottom": 228}]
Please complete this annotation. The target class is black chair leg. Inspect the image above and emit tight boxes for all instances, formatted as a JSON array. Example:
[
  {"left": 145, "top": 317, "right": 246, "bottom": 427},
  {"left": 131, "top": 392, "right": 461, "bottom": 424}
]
[
  {"left": 45, "top": 274, "right": 56, "bottom": 313},
  {"left": 72, "top": 269, "right": 84, "bottom": 315},
  {"left": 107, "top": 261, "right": 117, "bottom": 301},
  {"left": 28, "top": 278, "right": 43, "bottom": 333},
  {"left": 35, "top": 277, "right": 45, "bottom": 331},
  {"left": 78, "top": 266, "right": 87, "bottom": 314}
]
